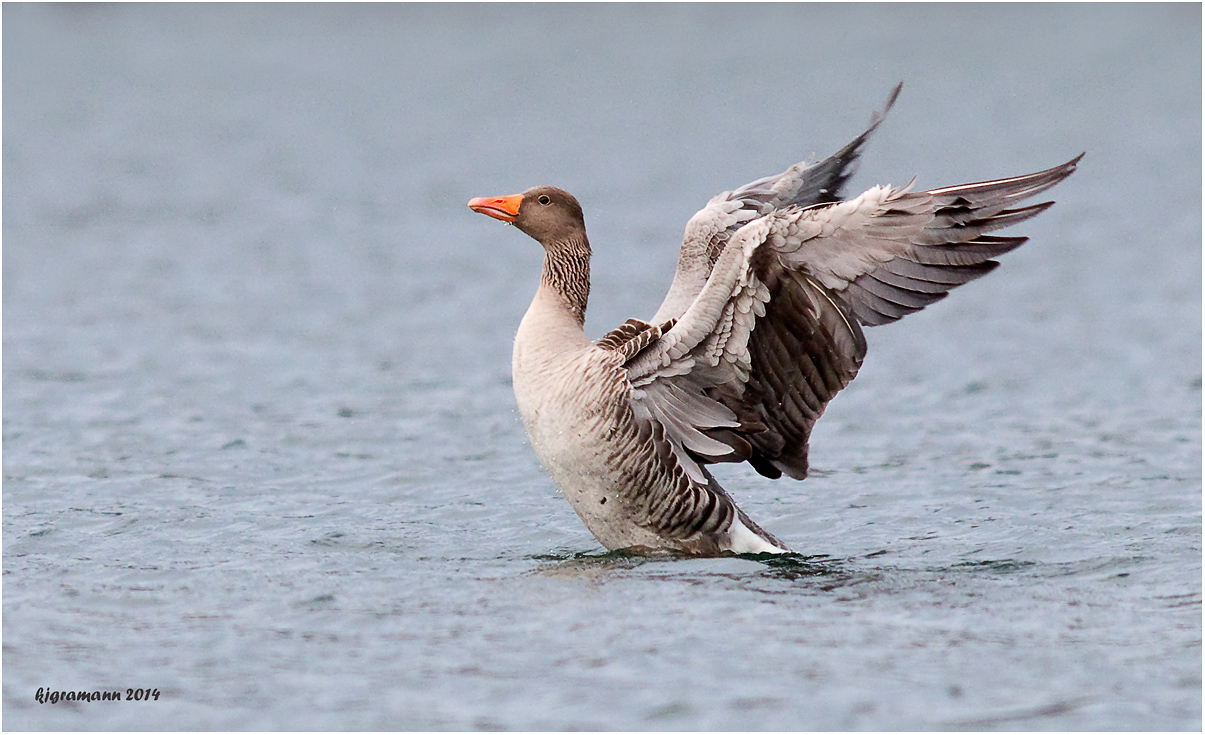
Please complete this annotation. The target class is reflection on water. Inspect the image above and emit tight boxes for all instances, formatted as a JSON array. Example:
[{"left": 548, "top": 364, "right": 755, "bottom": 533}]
[
  {"left": 533, "top": 549, "right": 1058, "bottom": 591},
  {"left": 532, "top": 549, "right": 845, "bottom": 582}
]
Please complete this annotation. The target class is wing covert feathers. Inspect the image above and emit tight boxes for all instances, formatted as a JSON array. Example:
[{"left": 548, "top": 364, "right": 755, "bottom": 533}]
[
  {"left": 626, "top": 152, "right": 1079, "bottom": 485},
  {"left": 652, "top": 83, "right": 903, "bottom": 325},
  {"left": 597, "top": 318, "right": 676, "bottom": 361}
]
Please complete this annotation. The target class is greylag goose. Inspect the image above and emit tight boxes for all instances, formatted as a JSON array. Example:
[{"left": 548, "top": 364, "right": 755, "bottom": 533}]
[{"left": 469, "top": 86, "right": 1080, "bottom": 556}]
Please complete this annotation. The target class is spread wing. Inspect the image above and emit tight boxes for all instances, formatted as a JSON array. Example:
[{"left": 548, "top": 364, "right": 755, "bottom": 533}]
[
  {"left": 611, "top": 155, "right": 1081, "bottom": 495},
  {"left": 651, "top": 83, "right": 902, "bottom": 324},
  {"left": 776, "top": 154, "right": 1083, "bottom": 328}
]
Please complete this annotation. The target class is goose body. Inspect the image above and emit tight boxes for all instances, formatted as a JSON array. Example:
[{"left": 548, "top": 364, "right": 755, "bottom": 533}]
[
  {"left": 511, "top": 284, "right": 786, "bottom": 554},
  {"left": 470, "top": 86, "right": 1080, "bottom": 556}
]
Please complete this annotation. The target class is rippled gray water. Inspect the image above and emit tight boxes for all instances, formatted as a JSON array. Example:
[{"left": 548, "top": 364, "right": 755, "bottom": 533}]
[{"left": 4, "top": 4, "right": 1200, "bottom": 731}]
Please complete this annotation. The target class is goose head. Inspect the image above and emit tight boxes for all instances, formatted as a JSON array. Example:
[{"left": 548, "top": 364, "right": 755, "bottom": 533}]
[{"left": 469, "top": 186, "right": 588, "bottom": 250}]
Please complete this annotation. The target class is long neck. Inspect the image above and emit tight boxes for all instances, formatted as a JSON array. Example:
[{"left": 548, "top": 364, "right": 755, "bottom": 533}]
[{"left": 540, "top": 237, "right": 591, "bottom": 326}]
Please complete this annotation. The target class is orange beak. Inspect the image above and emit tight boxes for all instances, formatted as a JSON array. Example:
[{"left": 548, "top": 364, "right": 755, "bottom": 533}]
[{"left": 468, "top": 193, "right": 524, "bottom": 223}]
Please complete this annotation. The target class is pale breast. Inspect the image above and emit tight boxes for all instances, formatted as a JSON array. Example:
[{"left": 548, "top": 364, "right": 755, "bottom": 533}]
[{"left": 511, "top": 343, "right": 675, "bottom": 550}]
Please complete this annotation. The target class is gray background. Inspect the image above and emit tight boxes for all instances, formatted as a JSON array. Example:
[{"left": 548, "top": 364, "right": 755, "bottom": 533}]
[{"left": 4, "top": 3, "right": 1200, "bottom": 730}]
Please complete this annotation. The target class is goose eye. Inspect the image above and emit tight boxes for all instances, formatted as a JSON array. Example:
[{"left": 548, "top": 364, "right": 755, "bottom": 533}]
[{"left": 537, "top": 194, "right": 551, "bottom": 205}]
